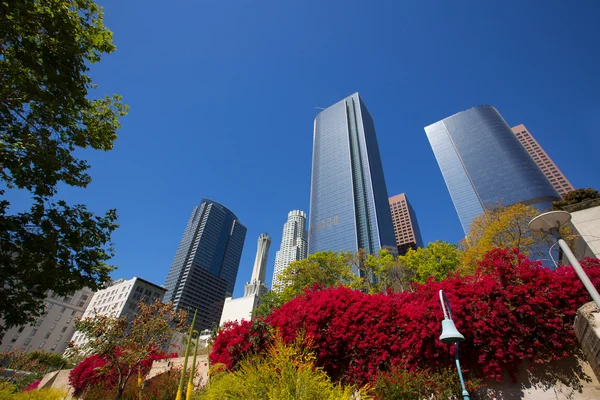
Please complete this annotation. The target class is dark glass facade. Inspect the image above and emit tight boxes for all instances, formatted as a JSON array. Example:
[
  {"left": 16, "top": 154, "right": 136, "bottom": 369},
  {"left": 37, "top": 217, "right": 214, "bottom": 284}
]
[
  {"left": 163, "top": 199, "right": 246, "bottom": 330},
  {"left": 425, "top": 105, "right": 561, "bottom": 234},
  {"left": 308, "top": 93, "right": 397, "bottom": 260}
]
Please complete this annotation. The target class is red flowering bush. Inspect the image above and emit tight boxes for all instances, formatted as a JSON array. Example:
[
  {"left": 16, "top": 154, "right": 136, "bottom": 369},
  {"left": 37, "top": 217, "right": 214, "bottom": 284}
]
[
  {"left": 69, "top": 347, "right": 176, "bottom": 396},
  {"left": 22, "top": 379, "right": 41, "bottom": 391},
  {"left": 210, "top": 318, "right": 271, "bottom": 369},
  {"left": 210, "top": 248, "right": 600, "bottom": 386}
]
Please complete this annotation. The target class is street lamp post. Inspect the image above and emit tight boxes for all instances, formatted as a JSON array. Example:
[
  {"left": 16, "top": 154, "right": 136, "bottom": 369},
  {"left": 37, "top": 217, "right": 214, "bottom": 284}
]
[
  {"left": 528, "top": 210, "right": 600, "bottom": 309},
  {"left": 439, "top": 290, "right": 470, "bottom": 400}
]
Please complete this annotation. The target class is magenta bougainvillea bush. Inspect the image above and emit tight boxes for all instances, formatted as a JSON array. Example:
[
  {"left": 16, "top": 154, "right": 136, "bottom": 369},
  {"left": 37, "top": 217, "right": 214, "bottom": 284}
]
[
  {"left": 210, "top": 248, "right": 600, "bottom": 385},
  {"left": 69, "top": 347, "right": 176, "bottom": 396}
]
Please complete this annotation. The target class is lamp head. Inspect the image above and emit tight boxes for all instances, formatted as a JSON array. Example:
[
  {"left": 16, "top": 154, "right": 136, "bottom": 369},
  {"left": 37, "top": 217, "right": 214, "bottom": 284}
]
[
  {"left": 528, "top": 211, "right": 571, "bottom": 233},
  {"left": 440, "top": 319, "right": 465, "bottom": 344}
]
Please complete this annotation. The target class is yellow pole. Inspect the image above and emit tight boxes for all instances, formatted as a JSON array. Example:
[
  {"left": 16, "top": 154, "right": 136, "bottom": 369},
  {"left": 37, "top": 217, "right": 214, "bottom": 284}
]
[
  {"left": 186, "top": 331, "right": 200, "bottom": 400},
  {"left": 176, "top": 309, "right": 197, "bottom": 400},
  {"left": 137, "top": 365, "right": 142, "bottom": 400}
]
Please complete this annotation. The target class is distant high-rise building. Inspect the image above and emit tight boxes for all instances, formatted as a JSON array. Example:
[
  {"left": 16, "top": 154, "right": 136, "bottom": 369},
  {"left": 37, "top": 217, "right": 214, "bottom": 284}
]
[
  {"left": 389, "top": 193, "right": 423, "bottom": 255},
  {"left": 0, "top": 288, "right": 92, "bottom": 354},
  {"left": 220, "top": 233, "right": 271, "bottom": 325},
  {"left": 71, "top": 277, "right": 165, "bottom": 348},
  {"left": 512, "top": 124, "right": 574, "bottom": 197},
  {"left": 163, "top": 199, "right": 247, "bottom": 331},
  {"left": 308, "top": 93, "right": 397, "bottom": 263},
  {"left": 425, "top": 106, "right": 561, "bottom": 235},
  {"left": 272, "top": 210, "right": 308, "bottom": 291}
]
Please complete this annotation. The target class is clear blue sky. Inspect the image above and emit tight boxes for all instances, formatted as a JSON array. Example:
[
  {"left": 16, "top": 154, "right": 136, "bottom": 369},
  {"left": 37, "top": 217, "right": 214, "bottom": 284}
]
[{"left": 31, "top": 1, "right": 600, "bottom": 297}]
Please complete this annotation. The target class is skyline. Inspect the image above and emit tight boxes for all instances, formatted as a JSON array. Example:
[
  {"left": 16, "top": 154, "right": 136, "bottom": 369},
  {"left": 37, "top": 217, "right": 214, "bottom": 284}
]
[{"left": 9, "top": 1, "right": 599, "bottom": 299}]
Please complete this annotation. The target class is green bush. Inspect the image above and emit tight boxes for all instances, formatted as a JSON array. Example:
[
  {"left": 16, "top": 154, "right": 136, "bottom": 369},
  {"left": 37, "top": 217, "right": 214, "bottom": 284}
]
[
  {"left": 373, "top": 366, "right": 480, "bottom": 400},
  {"left": 0, "top": 382, "right": 66, "bottom": 400},
  {"left": 196, "top": 335, "right": 369, "bottom": 399}
]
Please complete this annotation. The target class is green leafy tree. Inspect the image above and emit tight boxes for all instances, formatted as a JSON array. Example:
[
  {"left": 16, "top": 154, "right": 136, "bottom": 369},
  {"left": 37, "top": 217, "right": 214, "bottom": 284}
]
[
  {"left": 252, "top": 289, "right": 285, "bottom": 319},
  {"left": 68, "top": 299, "right": 186, "bottom": 400},
  {"left": 274, "top": 251, "right": 359, "bottom": 304},
  {"left": 355, "top": 248, "right": 397, "bottom": 293},
  {"left": 553, "top": 188, "right": 600, "bottom": 210},
  {"left": 398, "top": 241, "right": 462, "bottom": 283},
  {"left": 0, "top": 0, "right": 128, "bottom": 333}
]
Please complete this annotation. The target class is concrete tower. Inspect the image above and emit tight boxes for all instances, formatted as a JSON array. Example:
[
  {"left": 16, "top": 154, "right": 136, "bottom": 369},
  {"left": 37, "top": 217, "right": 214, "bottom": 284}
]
[
  {"left": 272, "top": 210, "right": 308, "bottom": 291},
  {"left": 244, "top": 233, "right": 271, "bottom": 297},
  {"left": 220, "top": 233, "right": 271, "bottom": 325}
]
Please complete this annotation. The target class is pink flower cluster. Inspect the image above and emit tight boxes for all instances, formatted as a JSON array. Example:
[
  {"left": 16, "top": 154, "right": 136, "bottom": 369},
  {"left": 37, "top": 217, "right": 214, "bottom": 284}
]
[{"left": 211, "top": 248, "right": 600, "bottom": 385}]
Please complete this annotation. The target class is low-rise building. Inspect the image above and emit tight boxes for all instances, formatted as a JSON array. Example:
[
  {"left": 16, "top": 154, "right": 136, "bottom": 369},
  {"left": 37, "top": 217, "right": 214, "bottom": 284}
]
[
  {"left": 0, "top": 287, "right": 93, "bottom": 354},
  {"left": 70, "top": 277, "right": 166, "bottom": 347}
]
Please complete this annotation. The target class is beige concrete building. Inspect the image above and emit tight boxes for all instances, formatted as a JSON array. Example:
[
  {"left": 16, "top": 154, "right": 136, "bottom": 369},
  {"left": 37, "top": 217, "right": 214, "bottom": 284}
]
[
  {"left": 0, "top": 287, "right": 93, "bottom": 354},
  {"left": 389, "top": 193, "right": 423, "bottom": 255},
  {"left": 70, "top": 277, "right": 165, "bottom": 347},
  {"left": 512, "top": 124, "right": 574, "bottom": 197}
]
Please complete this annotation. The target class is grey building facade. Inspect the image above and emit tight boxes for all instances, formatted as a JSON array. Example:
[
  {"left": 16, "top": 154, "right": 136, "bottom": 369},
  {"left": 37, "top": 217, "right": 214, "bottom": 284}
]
[
  {"left": 308, "top": 93, "right": 397, "bottom": 262},
  {"left": 425, "top": 105, "right": 561, "bottom": 234},
  {"left": 163, "top": 199, "right": 247, "bottom": 331},
  {"left": 0, "top": 287, "right": 93, "bottom": 354}
]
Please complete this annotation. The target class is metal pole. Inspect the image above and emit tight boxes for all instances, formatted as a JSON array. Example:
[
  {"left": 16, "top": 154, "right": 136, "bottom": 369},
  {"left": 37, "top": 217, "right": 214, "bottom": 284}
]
[
  {"left": 440, "top": 290, "right": 470, "bottom": 400},
  {"left": 454, "top": 343, "right": 470, "bottom": 400},
  {"left": 555, "top": 234, "right": 600, "bottom": 309}
]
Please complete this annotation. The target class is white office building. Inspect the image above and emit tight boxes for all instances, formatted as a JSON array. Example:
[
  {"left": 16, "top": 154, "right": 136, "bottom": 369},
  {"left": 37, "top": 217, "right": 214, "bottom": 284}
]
[
  {"left": 70, "top": 277, "right": 165, "bottom": 347},
  {"left": 0, "top": 287, "right": 93, "bottom": 354},
  {"left": 272, "top": 210, "right": 308, "bottom": 291}
]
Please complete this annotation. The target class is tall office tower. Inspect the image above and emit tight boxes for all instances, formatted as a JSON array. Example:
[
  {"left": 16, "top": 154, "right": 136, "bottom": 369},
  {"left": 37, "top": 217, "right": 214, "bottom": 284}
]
[
  {"left": 163, "top": 199, "right": 247, "bottom": 331},
  {"left": 0, "top": 288, "right": 92, "bottom": 354},
  {"left": 244, "top": 233, "right": 271, "bottom": 297},
  {"left": 425, "top": 105, "right": 561, "bottom": 235},
  {"left": 512, "top": 124, "right": 574, "bottom": 197},
  {"left": 389, "top": 193, "right": 424, "bottom": 255},
  {"left": 272, "top": 210, "right": 308, "bottom": 291},
  {"left": 308, "top": 93, "right": 397, "bottom": 263}
]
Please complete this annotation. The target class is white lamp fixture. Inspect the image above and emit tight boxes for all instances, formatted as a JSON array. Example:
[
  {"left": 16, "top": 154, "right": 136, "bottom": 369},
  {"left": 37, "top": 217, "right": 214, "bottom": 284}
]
[{"left": 529, "top": 211, "right": 600, "bottom": 309}]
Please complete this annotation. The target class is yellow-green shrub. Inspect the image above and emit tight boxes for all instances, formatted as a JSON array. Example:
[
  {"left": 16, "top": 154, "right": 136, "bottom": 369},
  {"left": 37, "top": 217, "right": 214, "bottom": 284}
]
[
  {"left": 196, "top": 334, "right": 369, "bottom": 400},
  {"left": 14, "top": 388, "right": 68, "bottom": 400}
]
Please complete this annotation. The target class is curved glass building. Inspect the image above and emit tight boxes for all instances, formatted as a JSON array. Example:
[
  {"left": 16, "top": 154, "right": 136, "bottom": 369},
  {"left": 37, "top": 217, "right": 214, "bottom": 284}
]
[
  {"left": 308, "top": 93, "right": 397, "bottom": 258},
  {"left": 163, "top": 198, "right": 247, "bottom": 330},
  {"left": 425, "top": 105, "right": 561, "bottom": 234}
]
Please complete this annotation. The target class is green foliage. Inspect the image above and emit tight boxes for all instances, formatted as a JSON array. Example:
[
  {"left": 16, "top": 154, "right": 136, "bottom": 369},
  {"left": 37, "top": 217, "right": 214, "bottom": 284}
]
[
  {"left": 0, "top": 382, "right": 67, "bottom": 400},
  {"left": 197, "top": 334, "right": 369, "bottom": 400},
  {"left": 355, "top": 249, "right": 397, "bottom": 293},
  {"left": 275, "top": 251, "right": 359, "bottom": 303},
  {"left": 0, "top": 349, "right": 70, "bottom": 391},
  {"left": 0, "top": 0, "right": 128, "bottom": 332},
  {"left": 553, "top": 188, "right": 600, "bottom": 211},
  {"left": 252, "top": 289, "right": 285, "bottom": 318},
  {"left": 374, "top": 366, "right": 480, "bottom": 400},
  {"left": 398, "top": 241, "right": 462, "bottom": 283}
]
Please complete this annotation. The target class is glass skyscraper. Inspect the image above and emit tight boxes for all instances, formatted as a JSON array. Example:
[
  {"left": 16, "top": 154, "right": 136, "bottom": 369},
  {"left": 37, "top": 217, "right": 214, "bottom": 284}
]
[
  {"left": 308, "top": 93, "right": 397, "bottom": 259},
  {"left": 163, "top": 198, "right": 246, "bottom": 331},
  {"left": 425, "top": 105, "right": 561, "bottom": 234}
]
